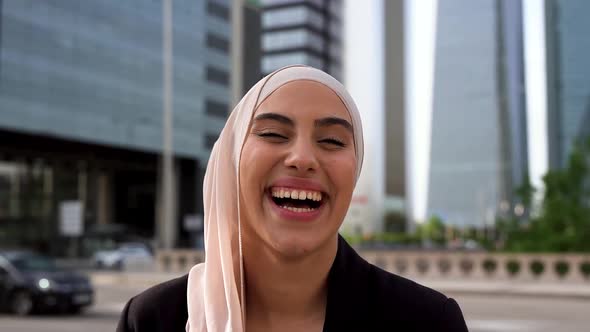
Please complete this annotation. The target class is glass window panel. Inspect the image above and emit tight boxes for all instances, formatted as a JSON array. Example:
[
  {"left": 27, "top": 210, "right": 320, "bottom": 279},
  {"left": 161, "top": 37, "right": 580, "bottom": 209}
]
[
  {"left": 262, "top": 6, "right": 323, "bottom": 30},
  {"left": 262, "top": 29, "right": 324, "bottom": 52}
]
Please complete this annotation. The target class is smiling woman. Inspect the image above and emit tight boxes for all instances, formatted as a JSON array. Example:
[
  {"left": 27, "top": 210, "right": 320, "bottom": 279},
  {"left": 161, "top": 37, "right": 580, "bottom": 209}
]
[{"left": 116, "top": 66, "right": 468, "bottom": 332}]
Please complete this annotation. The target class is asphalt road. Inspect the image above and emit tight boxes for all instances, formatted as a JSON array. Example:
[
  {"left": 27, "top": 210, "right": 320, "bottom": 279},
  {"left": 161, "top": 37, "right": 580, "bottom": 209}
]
[{"left": 1, "top": 284, "right": 589, "bottom": 331}]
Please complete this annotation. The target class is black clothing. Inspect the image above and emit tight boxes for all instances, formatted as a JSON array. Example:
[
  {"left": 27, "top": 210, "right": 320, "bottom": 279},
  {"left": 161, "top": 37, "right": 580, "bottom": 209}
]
[{"left": 117, "top": 236, "right": 468, "bottom": 331}]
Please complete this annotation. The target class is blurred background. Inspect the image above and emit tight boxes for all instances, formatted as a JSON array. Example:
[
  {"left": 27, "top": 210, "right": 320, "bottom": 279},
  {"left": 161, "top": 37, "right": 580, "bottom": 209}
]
[{"left": 0, "top": 0, "right": 589, "bottom": 331}]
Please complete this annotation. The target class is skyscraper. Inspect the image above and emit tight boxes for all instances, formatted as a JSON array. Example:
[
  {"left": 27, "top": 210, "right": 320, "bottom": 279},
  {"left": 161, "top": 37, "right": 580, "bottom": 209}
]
[
  {"left": 545, "top": 0, "right": 590, "bottom": 168},
  {"left": 260, "top": 0, "right": 343, "bottom": 79},
  {"left": 423, "top": 0, "right": 527, "bottom": 227}
]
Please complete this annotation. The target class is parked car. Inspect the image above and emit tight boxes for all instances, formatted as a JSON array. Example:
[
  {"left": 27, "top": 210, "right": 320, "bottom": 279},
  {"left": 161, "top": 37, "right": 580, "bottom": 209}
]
[
  {"left": 0, "top": 250, "right": 94, "bottom": 315},
  {"left": 93, "top": 242, "right": 154, "bottom": 270}
]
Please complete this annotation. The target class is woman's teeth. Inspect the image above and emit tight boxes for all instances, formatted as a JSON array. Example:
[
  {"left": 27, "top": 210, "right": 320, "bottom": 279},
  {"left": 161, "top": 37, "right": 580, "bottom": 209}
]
[
  {"left": 270, "top": 188, "right": 323, "bottom": 201},
  {"left": 281, "top": 206, "right": 315, "bottom": 213}
]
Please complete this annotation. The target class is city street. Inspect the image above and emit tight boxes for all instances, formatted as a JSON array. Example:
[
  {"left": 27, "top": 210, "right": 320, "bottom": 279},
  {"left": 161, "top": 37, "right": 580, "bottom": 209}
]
[{"left": 0, "top": 283, "right": 589, "bottom": 331}]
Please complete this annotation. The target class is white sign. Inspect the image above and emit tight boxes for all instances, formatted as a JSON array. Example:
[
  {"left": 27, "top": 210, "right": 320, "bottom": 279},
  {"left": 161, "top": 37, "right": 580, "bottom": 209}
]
[
  {"left": 59, "top": 201, "right": 83, "bottom": 236},
  {"left": 183, "top": 215, "right": 203, "bottom": 231}
]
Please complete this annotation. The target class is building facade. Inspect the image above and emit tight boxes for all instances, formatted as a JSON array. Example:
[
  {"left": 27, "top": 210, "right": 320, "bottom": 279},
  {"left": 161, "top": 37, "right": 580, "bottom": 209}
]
[
  {"left": 545, "top": 0, "right": 590, "bottom": 168},
  {"left": 260, "top": 0, "right": 342, "bottom": 79},
  {"left": 0, "top": 0, "right": 231, "bottom": 255},
  {"left": 425, "top": 0, "right": 527, "bottom": 228}
]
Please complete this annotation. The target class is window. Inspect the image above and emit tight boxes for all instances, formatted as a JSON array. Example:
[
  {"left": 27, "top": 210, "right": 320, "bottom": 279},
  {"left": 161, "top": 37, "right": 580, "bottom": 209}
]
[
  {"left": 205, "top": 99, "right": 229, "bottom": 118},
  {"left": 329, "top": 19, "right": 341, "bottom": 40},
  {"left": 206, "top": 66, "right": 229, "bottom": 86},
  {"left": 207, "top": 1, "right": 229, "bottom": 21},
  {"left": 206, "top": 33, "right": 229, "bottom": 53},
  {"left": 328, "top": 0, "right": 342, "bottom": 18},
  {"left": 262, "top": 29, "right": 324, "bottom": 53},
  {"left": 262, "top": 6, "right": 324, "bottom": 30}
]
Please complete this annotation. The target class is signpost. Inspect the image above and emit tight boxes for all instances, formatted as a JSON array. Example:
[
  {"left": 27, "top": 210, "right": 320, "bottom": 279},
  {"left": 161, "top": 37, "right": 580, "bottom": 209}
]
[{"left": 59, "top": 201, "right": 83, "bottom": 237}]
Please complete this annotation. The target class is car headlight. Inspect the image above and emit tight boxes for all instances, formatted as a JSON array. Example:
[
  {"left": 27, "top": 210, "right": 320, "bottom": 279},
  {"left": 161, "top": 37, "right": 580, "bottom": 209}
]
[{"left": 37, "top": 278, "right": 52, "bottom": 291}]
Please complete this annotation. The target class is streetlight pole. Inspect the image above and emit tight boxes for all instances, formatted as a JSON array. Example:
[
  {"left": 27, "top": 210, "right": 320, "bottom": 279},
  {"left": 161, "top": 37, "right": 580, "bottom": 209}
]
[
  {"left": 159, "top": 0, "right": 176, "bottom": 249},
  {"left": 231, "top": 0, "right": 244, "bottom": 106}
]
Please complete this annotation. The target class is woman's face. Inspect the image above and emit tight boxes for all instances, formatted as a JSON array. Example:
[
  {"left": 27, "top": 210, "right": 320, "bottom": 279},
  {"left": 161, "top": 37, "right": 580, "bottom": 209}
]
[{"left": 239, "top": 80, "right": 357, "bottom": 258}]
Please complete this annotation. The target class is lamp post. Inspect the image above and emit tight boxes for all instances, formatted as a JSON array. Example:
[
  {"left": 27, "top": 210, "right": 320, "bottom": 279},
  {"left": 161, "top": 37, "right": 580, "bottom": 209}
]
[{"left": 159, "top": 0, "right": 176, "bottom": 249}]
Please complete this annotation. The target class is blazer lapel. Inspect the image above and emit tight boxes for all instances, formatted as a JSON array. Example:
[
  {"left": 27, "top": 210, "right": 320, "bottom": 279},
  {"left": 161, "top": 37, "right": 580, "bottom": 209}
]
[{"left": 323, "top": 235, "right": 373, "bottom": 331}]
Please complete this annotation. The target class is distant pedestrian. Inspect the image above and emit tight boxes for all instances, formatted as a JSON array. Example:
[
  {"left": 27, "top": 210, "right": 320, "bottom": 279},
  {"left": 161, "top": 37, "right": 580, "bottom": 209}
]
[{"left": 116, "top": 65, "right": 468, "bottom": 332}]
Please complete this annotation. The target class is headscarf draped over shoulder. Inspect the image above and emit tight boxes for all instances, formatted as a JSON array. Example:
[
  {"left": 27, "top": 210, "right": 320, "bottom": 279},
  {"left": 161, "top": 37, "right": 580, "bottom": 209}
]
[{"left": 186, "top": 65, "right": 364, "bottom": 332}]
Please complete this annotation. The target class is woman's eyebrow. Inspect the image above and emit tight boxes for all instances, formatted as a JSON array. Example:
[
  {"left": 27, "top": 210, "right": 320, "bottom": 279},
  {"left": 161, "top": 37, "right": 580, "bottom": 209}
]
[
  {"left": 315, "top": 117, "right": 353, "bottom": 132},
  {"left": 252, "top": 112, "right": 294, "bottom": 126}
]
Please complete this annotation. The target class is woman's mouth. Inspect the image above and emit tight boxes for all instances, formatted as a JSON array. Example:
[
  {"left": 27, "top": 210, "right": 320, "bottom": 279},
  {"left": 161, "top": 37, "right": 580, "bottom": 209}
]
[{"left": 267, "top": 187, "right": 325, "bottom": 221}]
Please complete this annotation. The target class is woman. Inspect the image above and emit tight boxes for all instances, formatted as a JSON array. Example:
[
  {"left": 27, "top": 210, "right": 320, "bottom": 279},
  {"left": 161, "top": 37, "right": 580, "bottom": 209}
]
[{"left": 117, "top": 65, "right": 468, "bottom": 332}]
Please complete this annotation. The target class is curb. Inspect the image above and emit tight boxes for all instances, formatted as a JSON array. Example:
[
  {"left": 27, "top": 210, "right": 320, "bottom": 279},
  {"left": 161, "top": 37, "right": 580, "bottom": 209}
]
[
  {"left": 87, "top": 272, "right": 590, "bottom": 300},
  {"left": 415, "top": 279, "right": 590, "bottom": 300}
]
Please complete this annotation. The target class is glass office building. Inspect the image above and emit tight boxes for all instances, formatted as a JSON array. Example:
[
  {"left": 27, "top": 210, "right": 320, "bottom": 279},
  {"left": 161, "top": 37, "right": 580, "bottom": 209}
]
[
  {"left": 0, "top": 0, "right": 231, "bottom": 255},
  {"left": 260, "top": 0, "right": 342, "bottom": 80},
  {"left": 545, "top": 0, "right": 590, "bottom": 168},
  {"left": 426, "top": 0, "right": 527, "bottom": 227}
]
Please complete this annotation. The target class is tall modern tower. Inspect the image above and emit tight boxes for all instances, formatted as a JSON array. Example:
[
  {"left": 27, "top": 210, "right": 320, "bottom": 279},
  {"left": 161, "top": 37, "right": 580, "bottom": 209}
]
[
  {"left": 544, "top": 0, "right": 590, "bottom": 168},
  {"left": 384, "top": 0, "right": 407, "bottom": 231},
  {"left": 418, "top": 0, "right": 528, "bottom": 228},
  {"left": 260, "top": 0, "right": 343, "bottom": 80}
]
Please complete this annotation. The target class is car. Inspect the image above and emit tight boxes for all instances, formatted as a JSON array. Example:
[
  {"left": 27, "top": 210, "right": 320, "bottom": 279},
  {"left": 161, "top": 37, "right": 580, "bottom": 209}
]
[
  {"left": 93, "top": 242, "right": 154, "bottom": 270},
  {"left": 0, "top": 250, "right": 94, "bottom": 315}
]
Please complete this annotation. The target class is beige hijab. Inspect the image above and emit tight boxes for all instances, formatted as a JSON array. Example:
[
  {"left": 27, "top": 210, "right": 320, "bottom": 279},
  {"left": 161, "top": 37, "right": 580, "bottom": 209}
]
[{"left": 186, "top": 65, "right": 364, "bottom": 332}]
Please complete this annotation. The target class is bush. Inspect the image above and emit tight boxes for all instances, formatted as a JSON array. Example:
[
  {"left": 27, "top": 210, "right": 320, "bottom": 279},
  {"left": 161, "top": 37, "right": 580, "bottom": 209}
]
[
  {"left": 529, "top": 260, "right": 545, "bottom": 277},
  {"left": 482, "top": 258, "right": 497, "bottom": 275},
  {"left": 581, "top": 262, "right": 590, "bottom": 279},
  {"left": 506, "top": 260, "right": 521, "bottom": 277},
  {"left": 554, "top": 261, "right": 569, "bottom": 278}
]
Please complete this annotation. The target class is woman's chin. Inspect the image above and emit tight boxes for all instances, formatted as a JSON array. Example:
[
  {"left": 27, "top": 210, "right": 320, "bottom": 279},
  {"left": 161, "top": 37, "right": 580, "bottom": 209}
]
[{"left": 267, "top": 232, "right": 333, "bottom": 260}]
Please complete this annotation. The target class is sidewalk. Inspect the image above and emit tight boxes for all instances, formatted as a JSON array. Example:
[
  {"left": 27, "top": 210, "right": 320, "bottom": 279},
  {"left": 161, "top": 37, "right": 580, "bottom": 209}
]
[
  {"left": 414, "top": 278, "right": 590, "bottom": 300},
  {"left": 88, "top": 271, "right": 590, "bottom": 299},
  {"left": 89, "top": 270, "right": 184, "bottom": 288}
]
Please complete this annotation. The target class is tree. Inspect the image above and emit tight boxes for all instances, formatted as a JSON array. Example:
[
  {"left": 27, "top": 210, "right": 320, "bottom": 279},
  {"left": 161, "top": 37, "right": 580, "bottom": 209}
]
[
  {"left": 417, "top": 216, "right": 446, "bottom": 246},
  {"left": 500, "top": 136, "right": 590, "bottom": 252}
]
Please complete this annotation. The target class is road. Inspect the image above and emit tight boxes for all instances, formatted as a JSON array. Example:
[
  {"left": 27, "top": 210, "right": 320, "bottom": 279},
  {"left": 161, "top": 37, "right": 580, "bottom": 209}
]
[{"left": 1, "top": 284, "right": 589, "bottom": 331}]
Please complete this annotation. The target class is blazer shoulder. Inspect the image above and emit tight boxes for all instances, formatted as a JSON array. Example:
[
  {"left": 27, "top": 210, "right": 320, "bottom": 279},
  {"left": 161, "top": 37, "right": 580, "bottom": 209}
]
[
  {"left": 117, "top": 274, "right": 189, "bottom": 332},
  {"left": 131, "top": 274, "right": 188, "bottom": 306},
  {"left": 368, "top": 266, "right": 467, "bottom": 330},
  {"left": 370, "top": 265, "right": 448, "bottom": 305}
]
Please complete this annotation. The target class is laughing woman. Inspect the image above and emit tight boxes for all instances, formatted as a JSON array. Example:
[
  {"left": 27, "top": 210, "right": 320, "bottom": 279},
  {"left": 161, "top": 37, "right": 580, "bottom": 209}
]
[{"left": 116, "top": 66, "right": 468, "bottom": 332}]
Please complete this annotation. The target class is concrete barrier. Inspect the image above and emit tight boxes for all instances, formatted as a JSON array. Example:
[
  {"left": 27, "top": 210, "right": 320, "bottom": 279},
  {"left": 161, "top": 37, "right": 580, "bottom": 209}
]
[{"left": 154, "top": 249, "right": 590, "bottom": 283}]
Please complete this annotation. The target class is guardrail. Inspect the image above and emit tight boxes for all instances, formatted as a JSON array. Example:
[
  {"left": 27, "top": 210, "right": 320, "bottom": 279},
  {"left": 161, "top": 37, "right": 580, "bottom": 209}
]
[{"left": 155, "top": 249, "right": 590, "bottom": 282}]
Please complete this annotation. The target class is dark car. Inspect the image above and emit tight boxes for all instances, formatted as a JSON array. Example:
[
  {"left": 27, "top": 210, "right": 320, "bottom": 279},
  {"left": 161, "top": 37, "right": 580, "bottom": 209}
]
[{"left": 0, "top": 250, "right": 94, "bottom": 315}]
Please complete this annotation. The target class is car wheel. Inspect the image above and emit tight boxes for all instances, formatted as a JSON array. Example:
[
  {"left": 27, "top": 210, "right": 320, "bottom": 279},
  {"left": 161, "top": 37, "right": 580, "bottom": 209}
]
[{"left": 10, "top": 291, "right": 33, "bottom": 316}]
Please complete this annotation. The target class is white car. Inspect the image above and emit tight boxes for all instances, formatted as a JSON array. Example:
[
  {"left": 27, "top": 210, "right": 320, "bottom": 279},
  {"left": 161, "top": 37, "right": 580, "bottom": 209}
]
[{"left": 93, "top": 243, "right": 153, "bottom": 270}]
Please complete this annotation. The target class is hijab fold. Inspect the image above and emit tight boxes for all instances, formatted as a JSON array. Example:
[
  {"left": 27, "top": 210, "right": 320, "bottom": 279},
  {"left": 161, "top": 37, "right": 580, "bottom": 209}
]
[{"left": 186, "top": 65, "right": 364, "bottom": 332}]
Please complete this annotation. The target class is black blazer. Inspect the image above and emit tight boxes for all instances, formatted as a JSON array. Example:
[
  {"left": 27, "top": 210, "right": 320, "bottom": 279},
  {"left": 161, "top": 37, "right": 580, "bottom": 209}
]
[{"left": 117, "top": 236, "right": 468, "bottom": 331}]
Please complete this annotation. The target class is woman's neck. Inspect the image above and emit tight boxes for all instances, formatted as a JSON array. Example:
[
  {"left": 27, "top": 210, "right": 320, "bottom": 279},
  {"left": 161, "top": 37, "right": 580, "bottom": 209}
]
[{"left": 243, "top": 235, "right": 338, "bottom": 330}]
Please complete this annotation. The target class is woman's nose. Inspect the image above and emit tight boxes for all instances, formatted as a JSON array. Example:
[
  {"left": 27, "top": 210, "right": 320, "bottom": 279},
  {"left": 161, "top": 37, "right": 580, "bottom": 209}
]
[{"left": 283, "top": 138, "right": 319, "bottom": 173}]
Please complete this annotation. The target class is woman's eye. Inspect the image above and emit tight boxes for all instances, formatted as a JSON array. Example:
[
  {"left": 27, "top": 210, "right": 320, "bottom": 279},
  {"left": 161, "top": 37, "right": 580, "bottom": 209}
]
[
  {"left": 320, "top": 138, "right": 346, "bottom": 147},
  {"left": 257, "top": 132, "right": 288, "bottom": 140}
]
